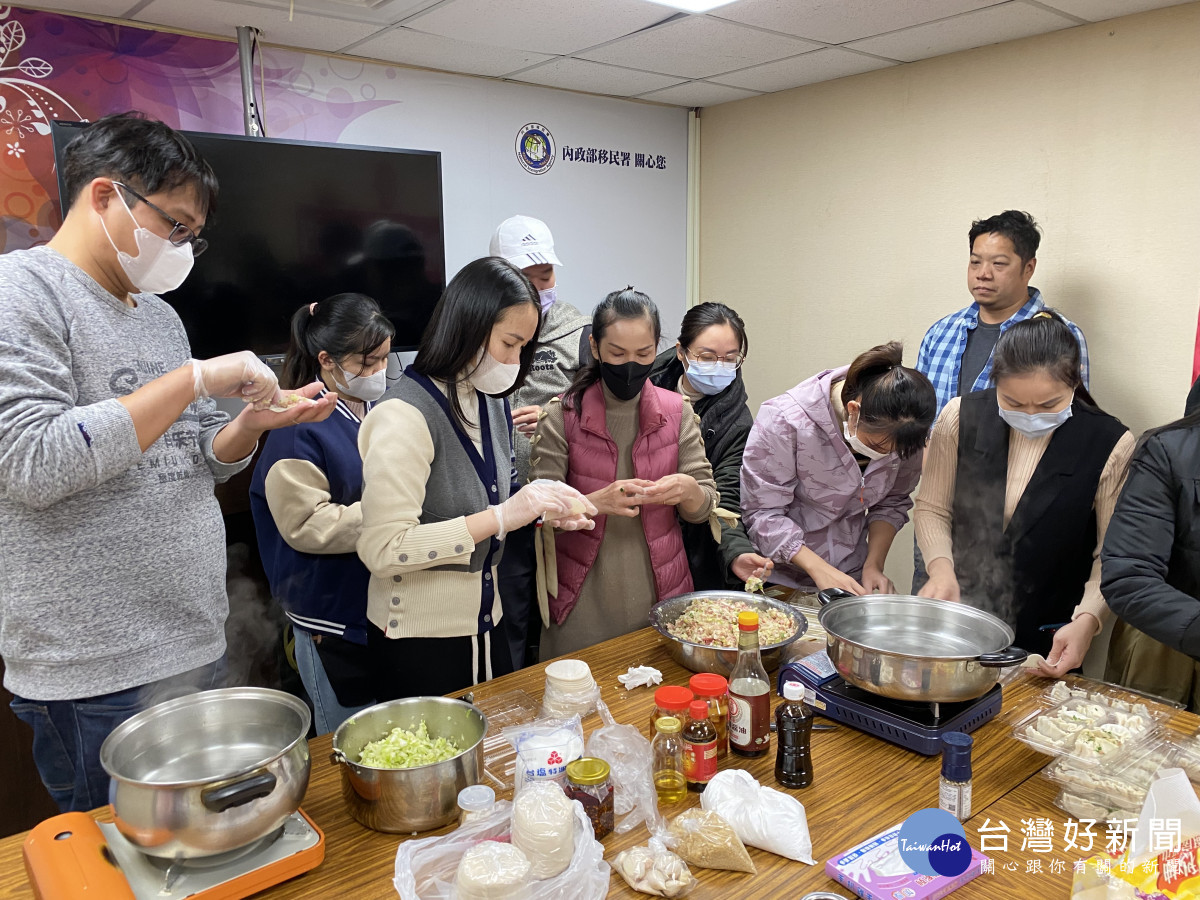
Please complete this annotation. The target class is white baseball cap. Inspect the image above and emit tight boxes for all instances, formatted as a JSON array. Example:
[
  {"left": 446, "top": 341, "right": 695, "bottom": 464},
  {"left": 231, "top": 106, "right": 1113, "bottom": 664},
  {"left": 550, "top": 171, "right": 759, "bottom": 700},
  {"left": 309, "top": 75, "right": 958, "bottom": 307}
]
[{"left": 490, "top": 215, "right": 563, "bottom": 270}]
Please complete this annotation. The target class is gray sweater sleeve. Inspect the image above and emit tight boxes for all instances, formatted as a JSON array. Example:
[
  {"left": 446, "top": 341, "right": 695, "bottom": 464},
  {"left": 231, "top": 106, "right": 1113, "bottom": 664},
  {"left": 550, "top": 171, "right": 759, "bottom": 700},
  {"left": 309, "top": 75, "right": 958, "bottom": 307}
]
[{"left": 0, "top": 287, "right": 143, "bottom": 510}]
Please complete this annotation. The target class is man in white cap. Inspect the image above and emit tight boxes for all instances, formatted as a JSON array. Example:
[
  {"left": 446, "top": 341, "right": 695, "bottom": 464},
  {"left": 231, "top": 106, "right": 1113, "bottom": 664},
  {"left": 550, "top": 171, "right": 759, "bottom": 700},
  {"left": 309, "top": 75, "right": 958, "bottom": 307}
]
[{"left": 490, "top": 215, "right": 591, "bottom": 667}]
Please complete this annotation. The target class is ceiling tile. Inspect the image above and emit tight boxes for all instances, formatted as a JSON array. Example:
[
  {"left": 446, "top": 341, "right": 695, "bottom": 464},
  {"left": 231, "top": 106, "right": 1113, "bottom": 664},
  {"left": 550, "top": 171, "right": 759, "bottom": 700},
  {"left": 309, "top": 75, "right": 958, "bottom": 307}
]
[
  {"left": 509, "top": 58, "right": 683, "bottom": 97},
  {"left": 637, "top": 80, "right": 761, "bottom": 108},
  {"left": 844, "top": 1, "right": 1079, "bottom": 63},
  {"left": 580, "top": 15, "right": 819, "bottom": 80},
  {"left": 402, "top": 0, "right": 675, "bottom": 55},
  {"left": 39, "top": 0, "right": 141, "bottom": 16},
  {"left": 210, "top": 0, "right": 446, "bottom": 26},
  {"left": 714, "top": 47, "right": 896, "bottom": 92},
  {"left": 1037, "top": 0, "right": 1193, "bottom": 22},
  {"left": 134, "top": 0, "right": 381, "bottom": 51},
  {"left": 349, "top": 26, "right": 552, "bottom": 77},
  {"left": 711, "top": 0, "right": 1003, "bottom": 45}
]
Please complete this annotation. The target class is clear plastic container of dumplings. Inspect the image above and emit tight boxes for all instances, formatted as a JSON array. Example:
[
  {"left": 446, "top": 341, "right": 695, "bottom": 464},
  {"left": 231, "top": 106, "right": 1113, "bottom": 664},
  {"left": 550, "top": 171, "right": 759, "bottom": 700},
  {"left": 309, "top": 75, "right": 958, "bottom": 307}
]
[
  {"left": 1011, "top": 697, "right": 1160, "bottom": 767},
  {"left": 1044, "top": 734, "right": 1183, "bottom": 812},
  {"left": 1053, "top": 787, "right": 1141, "bottom": 825},
  {"left": 1041, "top": 675, "right": 1185, "bottom": 710}
]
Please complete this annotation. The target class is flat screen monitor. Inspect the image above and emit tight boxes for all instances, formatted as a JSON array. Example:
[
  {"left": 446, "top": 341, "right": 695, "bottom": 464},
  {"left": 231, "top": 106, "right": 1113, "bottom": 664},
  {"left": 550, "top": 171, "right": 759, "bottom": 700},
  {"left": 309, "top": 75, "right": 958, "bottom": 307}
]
[{"left": 50, "top": 122, "right": 445, "bottom": 357}]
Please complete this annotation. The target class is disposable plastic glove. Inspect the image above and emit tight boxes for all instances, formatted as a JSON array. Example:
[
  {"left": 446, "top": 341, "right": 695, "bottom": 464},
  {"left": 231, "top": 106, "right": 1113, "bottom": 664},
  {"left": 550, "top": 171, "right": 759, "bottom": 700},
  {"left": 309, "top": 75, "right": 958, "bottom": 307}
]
[
  {"left": 190, "top": 351, "right": 279, "bottom": 406},
  {"left": 492, "top": 479, "right": 597, "bottom": 540}
]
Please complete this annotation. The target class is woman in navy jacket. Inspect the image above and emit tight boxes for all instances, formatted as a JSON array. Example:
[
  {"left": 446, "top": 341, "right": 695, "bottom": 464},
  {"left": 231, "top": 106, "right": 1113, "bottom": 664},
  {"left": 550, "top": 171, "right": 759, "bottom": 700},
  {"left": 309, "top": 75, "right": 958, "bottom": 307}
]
[{"left": 250, "top": 293, "right": 394, "bottom": 735}]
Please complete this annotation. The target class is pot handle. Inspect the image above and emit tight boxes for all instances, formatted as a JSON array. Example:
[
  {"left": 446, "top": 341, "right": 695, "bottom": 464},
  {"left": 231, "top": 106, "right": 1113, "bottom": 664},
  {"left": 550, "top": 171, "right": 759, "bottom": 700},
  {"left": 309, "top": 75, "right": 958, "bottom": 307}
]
[
  {"left": 977, "top": 646, "right": 1029, "bottom": 668},
  {"left": 200, "top": 771, "right": 278, "bottom": 813},
  {"left": 817, "top": 588, "right": 857, "bottom": 606},
  {"left": 330, "top": 748, "right": 349, "bottom": 767}
]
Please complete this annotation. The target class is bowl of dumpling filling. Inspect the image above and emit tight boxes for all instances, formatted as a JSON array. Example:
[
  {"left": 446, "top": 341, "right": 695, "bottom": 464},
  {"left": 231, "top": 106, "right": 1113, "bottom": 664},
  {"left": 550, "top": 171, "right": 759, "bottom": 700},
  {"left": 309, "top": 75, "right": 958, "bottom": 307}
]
[
  {"left": 331, "top": 696, "right": 487, "bottom": 833},
  {"left": 649, "top": 591, "right": 809, "bottom": 675}
]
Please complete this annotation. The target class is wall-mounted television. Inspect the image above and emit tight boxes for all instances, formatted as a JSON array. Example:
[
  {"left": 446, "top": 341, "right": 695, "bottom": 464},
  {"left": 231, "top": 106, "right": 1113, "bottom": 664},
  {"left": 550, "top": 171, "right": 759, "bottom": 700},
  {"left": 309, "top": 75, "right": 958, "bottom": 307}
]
[{"left": 50, "top": 122, "right": 445, "bottom": 357}]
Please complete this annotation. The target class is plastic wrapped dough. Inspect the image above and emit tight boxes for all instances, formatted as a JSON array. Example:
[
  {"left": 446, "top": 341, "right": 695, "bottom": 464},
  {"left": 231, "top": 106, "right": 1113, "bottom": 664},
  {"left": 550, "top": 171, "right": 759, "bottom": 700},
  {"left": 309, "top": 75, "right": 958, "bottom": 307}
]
[
  {"left": 511, "top": 782, "right": 576, "bottom": 879},
  {"left": 454, "top": 842, "right": 532, "bottom": 900},
  {"left": 613, "top": 840, "right": 696, "bottom": 898}
]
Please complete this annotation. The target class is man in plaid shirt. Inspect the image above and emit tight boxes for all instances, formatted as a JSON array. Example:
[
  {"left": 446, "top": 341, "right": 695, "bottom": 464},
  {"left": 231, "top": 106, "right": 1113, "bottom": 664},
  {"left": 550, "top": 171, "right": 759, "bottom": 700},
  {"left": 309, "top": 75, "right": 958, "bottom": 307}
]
[
  {"left": 916, "top": 210, "right": 1089, "bottom": 415},
  {"left": 911, "top": 210, "right": 1089, "bottom": 590}
]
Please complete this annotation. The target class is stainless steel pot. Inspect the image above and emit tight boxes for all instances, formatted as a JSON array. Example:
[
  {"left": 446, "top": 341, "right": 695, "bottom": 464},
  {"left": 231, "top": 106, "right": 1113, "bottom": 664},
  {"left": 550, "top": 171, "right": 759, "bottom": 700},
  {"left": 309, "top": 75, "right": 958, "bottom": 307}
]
[
  {"left": 99, "top": 687, "right": 311, "bottom": 859},
  {"left": 817, "top": 589, "right": 1028, "bottom": 703},
  {"left": 331, "top": 696, "right": 486, "bottom": 834},
  {"left": 649, "top": 591, "right": 809, "bottom": 676}
]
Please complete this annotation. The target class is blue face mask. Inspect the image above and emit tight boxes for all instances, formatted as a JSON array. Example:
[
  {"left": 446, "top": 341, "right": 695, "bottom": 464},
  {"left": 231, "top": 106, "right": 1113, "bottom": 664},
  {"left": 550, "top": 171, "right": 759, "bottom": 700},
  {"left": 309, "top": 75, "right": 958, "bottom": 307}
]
[
  {"left": 998, "top": 400, "right": 1073, "bottom": 439},
  {"left": 684, "top": 358, "right": 736, "bottom": 396}
]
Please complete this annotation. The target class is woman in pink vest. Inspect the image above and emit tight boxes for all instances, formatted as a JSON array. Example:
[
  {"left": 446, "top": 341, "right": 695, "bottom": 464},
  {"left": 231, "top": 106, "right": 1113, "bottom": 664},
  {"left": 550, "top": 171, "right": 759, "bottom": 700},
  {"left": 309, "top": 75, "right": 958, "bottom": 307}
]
[{"left": 532, "top": 288, "right": 718, "bottom": 658}]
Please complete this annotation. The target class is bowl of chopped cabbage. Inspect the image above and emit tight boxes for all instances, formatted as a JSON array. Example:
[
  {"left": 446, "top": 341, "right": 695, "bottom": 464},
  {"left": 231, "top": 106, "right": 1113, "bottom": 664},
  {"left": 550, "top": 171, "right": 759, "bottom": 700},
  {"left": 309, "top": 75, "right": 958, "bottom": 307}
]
[
  {"left": 649, "top": 591, "right": 808, "bottom": 676},
  {"left": 332, "top": 696, "right": 487, "bottom": 833}
]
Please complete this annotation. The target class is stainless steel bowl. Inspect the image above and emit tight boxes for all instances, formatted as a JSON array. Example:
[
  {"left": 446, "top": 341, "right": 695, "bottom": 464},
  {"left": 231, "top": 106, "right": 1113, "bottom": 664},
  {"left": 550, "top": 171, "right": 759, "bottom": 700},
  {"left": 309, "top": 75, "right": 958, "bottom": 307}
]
[
  {"left": 818, "top": 590, "right": 1028, "bottom": 703},
  {"left": 100, "top": 687, "right": 311, "bottom": 859},
  {"left": 649, "top": 590, "right": 809, "bottom": 676},
  {"left": 331, "top": 696, "right": 486, "bottom": 834}
]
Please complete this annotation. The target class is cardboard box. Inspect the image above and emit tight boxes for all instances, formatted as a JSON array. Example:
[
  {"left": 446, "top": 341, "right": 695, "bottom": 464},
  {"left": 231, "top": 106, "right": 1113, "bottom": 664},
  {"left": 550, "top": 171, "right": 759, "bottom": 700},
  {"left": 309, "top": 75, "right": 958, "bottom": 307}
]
[{"left": 825, "top": 825, "right": 988, "bottom": 900}]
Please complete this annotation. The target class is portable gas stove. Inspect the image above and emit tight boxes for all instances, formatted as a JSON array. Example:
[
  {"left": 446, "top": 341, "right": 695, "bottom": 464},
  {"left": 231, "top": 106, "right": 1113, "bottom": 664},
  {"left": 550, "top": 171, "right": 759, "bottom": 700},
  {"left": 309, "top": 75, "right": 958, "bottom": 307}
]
[
  {"left": 778, "top": 649, "right": 1001, "bottom": 755},
  {"left": 23, "top": 807, "right": 324, "bottom": 900}
]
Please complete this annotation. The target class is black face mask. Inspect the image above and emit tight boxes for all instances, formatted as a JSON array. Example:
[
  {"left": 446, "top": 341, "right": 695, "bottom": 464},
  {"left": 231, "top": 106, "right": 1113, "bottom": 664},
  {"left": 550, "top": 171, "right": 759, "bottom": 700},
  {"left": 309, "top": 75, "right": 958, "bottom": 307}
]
[{"left": 600, "top": 360, "right": 653, "bottom": 401}]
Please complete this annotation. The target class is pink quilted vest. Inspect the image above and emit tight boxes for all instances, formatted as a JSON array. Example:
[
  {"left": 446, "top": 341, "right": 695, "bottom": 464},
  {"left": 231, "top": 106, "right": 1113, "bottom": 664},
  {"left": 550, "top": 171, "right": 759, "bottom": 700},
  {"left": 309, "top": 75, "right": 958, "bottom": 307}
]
[{"left": 550, "top": 381, "right": 694, "bottom": 625}]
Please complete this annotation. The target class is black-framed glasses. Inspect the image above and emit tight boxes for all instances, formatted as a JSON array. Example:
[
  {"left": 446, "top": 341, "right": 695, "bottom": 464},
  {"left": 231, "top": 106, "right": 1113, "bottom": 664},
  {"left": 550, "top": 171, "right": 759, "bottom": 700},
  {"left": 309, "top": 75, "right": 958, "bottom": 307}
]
[
  {"left": 685, "top": 349, "right": 745, "bottom": 370},
  {"left": 113, "top": 182, "right": 208, "bottom": 257}
]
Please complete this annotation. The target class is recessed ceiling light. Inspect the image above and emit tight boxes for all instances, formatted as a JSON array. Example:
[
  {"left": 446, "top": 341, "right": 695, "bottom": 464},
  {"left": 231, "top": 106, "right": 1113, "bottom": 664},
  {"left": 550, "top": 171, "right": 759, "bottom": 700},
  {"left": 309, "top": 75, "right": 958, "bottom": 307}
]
[{"left": 642, "top": 0, "right": 741, "bottom": 12}]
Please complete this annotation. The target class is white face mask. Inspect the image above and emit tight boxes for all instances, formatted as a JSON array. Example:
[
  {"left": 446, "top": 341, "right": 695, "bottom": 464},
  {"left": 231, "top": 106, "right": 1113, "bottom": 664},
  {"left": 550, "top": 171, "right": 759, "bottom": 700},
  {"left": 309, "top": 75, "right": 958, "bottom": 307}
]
[
  {"left": 334, "top": 366, "right": 387, "bottom": 402},
  {"left": 100, "top": 191, "right": 195, "bottom": 294},
  {"left": 538, "top": 286, "right": 557, "bottom": 312},
  {"left": 843, "top": 418, "right": 889, "bottom": 461},
  {"left": 998, "top": 400, "right": 1073, "bottom": 439},
  {"left": 470, "top": 348, "right": 520, "bottom": 395}
]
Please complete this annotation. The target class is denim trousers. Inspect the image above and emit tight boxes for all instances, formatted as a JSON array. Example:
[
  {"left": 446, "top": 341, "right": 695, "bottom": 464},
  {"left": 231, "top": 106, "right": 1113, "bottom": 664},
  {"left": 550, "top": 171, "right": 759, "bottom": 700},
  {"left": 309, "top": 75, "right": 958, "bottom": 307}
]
[
  {"left": 292, "top": 628, "right": 371, "bottom": 736},
  {"left": 10, "top": 658, "right": 223, "bottom": 813}
]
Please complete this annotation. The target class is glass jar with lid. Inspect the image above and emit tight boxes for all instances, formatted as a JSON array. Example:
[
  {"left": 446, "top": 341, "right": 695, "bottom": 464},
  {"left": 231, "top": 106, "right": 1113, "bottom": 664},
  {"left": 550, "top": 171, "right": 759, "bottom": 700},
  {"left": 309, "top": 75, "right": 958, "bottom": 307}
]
[
  {"left": 649, "top": 685, "right": 694, "bottom": 738},
  {"left": 564, "top": 757, "right": 614, "bottom": 839}
]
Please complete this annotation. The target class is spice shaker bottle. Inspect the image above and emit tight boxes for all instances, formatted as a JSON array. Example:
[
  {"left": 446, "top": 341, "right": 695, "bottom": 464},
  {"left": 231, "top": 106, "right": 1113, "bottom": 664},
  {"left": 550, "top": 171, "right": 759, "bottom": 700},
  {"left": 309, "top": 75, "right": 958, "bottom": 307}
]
[
  {"left": 649, "top": 685, "right": 694, "bottom": 738},
  {"left": 939, "top": 731, "right": 973, "bottom": 821}
]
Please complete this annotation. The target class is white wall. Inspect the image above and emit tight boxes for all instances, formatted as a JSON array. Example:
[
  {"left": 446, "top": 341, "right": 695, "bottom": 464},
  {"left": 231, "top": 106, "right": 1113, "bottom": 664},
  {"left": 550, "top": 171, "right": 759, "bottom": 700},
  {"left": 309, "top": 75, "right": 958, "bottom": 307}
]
[
  {"left": 261, "top": 51, "right": 690, "bottom": 332},
  {"left": 699, "top": 2, "right": 1200, "bottom": 603}
]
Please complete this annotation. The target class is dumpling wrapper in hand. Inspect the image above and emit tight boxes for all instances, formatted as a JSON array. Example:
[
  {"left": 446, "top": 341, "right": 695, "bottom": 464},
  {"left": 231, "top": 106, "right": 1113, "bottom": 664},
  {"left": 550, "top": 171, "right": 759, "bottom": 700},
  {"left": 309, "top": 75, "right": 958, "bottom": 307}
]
[{"left": 668, "top": 808, "right": 756, "bottom": 874}]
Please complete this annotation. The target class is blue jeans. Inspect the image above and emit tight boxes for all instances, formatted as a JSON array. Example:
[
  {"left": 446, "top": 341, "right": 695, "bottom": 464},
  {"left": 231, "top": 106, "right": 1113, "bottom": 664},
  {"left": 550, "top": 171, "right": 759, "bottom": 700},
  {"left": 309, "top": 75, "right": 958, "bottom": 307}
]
[
  {"left": 293, "top": 628, "right": 371, "bottom": 736},
  {"left": 10, "top": 659, "right": 223, "bottom": 813}
]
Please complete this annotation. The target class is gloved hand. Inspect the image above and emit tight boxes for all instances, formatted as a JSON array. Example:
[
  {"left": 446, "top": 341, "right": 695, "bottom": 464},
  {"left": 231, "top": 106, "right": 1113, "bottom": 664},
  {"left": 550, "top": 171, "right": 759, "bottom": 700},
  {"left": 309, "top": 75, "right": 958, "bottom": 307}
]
[
  {"left": 190, "top": 352, "right": 279, "bottom": 406},
  {"left": 492, "top": 479, "right": 597, "bottom": 539}
]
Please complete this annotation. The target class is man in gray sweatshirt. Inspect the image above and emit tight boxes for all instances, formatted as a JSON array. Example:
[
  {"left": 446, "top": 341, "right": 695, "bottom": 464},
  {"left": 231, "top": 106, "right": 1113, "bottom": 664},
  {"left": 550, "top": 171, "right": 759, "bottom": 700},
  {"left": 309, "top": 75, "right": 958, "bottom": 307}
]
[
  {"left": 0, "top": 112, "right": 335, "bottom": 812},
  {"left": 489, "top": 216, "right": 591, "bottom": 667}
]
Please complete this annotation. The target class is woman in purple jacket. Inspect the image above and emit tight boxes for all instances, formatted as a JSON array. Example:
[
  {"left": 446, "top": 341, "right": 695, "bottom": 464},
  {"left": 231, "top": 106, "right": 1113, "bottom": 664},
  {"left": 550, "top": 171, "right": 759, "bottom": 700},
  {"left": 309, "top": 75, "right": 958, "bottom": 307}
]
[{"left": 741, "top": 342, "right": 936, "bottom": 595}]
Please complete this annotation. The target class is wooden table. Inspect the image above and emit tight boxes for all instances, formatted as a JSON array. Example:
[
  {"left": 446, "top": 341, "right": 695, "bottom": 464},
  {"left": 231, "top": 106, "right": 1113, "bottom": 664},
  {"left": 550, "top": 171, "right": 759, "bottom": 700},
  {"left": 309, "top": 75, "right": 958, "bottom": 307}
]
[{"left": 0, "top": 627, "right": 1194, "bottom": 899}]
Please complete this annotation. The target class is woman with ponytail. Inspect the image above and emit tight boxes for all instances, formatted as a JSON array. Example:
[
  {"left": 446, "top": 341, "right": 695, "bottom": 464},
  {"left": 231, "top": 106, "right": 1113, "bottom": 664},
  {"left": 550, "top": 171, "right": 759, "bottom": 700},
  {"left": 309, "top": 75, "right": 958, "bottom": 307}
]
[
  {"left": 250, "top": 292, "right": 394, "bottom": 734},
  {"left": 915, "top": 310, "right": 1133, "bottom": 675},
  {"left": 742, "top": 342, "right": 936, "bottom": 596},
  {"left": 532, "top": 288, "right": 718, "bottom": 658}
]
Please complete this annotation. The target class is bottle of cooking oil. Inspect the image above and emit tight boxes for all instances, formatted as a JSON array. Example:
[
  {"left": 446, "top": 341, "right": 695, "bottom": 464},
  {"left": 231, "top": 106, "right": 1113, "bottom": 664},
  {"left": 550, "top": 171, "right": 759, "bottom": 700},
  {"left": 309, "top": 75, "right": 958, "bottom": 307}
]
[{"left": 652, "top": 716, "right": 687, "bottom": 805}]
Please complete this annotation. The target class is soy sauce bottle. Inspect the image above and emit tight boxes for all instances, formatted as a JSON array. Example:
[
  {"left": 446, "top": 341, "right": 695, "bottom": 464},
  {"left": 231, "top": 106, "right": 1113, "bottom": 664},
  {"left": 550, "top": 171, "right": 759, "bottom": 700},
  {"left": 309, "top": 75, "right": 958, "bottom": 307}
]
[
  {"left": 682, "top": 700, "right": 719, "bottom": 792},
  {"left": 729, "top": 610, "right": 771, "bottom": 758},
  {"left": 775, "top": 680, "right": 814, "bottom": 788}
]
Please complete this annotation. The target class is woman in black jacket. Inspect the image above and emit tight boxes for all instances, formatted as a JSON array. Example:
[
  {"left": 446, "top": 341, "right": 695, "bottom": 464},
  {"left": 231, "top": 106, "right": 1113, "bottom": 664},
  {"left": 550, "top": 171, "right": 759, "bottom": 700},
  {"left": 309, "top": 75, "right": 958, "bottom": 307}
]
[
  {"left": 1102, "top": 413, "right": 1200, "bottom": 711},
  {"left": 649, "top": 302, "right": 773, "bottom": 590}
]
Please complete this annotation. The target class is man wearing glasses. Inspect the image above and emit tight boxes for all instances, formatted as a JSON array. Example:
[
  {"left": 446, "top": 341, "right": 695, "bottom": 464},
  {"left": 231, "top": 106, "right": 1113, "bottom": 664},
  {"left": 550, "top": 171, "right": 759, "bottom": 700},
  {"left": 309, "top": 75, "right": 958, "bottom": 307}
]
[
  {"left": 648, "top": 302, "right": 773, "bottom": 591},
  {"left": 0, "top": 112, "right": 335, "bottom": 812}
]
